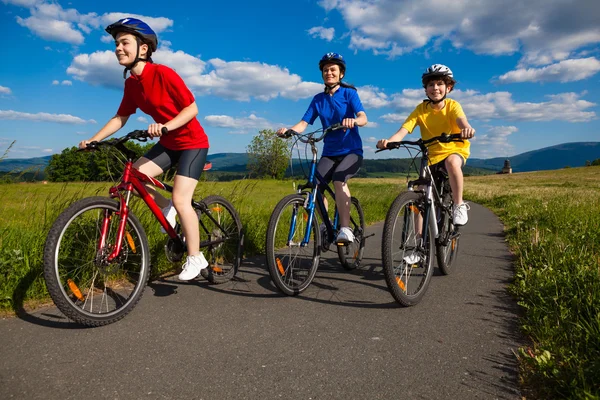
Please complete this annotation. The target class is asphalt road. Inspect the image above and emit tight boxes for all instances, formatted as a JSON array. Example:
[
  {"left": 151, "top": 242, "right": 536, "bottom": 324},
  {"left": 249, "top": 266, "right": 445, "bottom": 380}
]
[{"left": 0, "top": 202, "right": 524, "bottom": 399}]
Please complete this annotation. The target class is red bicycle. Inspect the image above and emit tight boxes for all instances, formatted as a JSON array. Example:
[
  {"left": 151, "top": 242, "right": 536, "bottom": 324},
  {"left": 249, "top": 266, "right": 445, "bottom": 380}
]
[{"left": 43, "top": 130, "right": 243, "bottom": 326}]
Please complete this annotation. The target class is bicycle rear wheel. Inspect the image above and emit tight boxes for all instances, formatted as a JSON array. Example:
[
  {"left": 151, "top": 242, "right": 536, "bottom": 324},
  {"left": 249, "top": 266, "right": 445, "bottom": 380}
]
[
  {"left": 381, "top": 191, "right": 434, "bottom": 306},
  {"left": 198, "top": 195, "right": 243, "bottom": 284},
  {"left": 436, "top": 192, "right": 460, "bottom": 275},
  {"left": 337, "top": 197, "right": 366, "bottom": 270},
  {"left": 43, "top": 197, "right": 150, "bottom": 326},
  {"left": 266, "top": 193, "right": 321, "bottom": 296}
]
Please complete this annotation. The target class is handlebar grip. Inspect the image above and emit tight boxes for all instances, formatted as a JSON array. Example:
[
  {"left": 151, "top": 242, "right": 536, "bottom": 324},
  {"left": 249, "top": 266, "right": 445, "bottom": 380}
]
[
  {"left": 282, "top": 129, "right": 297, "bottom": 138},
  {"left": 161, "top": 126, "right": 169, "bottom": 136}
]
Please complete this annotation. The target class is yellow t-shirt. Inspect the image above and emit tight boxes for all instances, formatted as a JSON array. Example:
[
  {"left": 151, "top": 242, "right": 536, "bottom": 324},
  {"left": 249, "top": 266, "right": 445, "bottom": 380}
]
[{"left": 402, "top": 98, "right": 470, "bottom": 165}]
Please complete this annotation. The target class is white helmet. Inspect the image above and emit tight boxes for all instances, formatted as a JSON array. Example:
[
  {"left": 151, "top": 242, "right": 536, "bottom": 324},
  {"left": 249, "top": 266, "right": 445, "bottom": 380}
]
[{"left": 422, "top": 64, "right": 454, "bottom": 85}]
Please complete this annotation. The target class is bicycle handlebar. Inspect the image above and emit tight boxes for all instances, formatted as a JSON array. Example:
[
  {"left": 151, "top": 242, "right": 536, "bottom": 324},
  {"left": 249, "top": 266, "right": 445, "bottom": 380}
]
[
  {"left": 374, "top": 133, "right": 464, "bottom": 153},
  {"left": 283, "top": 123, "right": 344, "bottom": 144},
  {"left": 81, "top": 127, "right": 169, "bottom": 152}
]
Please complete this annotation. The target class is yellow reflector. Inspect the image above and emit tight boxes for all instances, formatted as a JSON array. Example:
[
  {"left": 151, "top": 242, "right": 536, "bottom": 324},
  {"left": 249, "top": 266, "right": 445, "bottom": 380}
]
[
  {"left": 67, "top": 279, "right": 85, "bottom": 301},
  {"left": 353, "top": 250, "right": 359, "bottom": 260},
  {"left": 409, "top": 205, "right": 419, "bottom": 214},
  {"left": 303, "top": 213, "right": 308, "bottom": 222},
  {"left": 125, "top": 231, "right": 136, "bottom": 253},
  {"left": 451, "top": 238, "right": 456, "bottom": 251},
  {"left": 395, "top": 276, "right": 406, "bottom": 292},
  {"left": 276, "top": 258, "right": 285, "bottom": 275},
  {"left": 212, "top": 265, "right": 223, "bottom": 273},
  {"left": 211, "top": 206, "right": 222, "bottom": 212}
]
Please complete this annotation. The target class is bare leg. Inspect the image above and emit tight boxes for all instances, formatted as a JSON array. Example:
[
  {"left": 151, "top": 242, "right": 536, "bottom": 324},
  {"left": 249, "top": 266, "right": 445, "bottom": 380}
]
[
  {"left": 133, "top": 157, "right": 170, "bottom": 208},
  {"left": 444, "top": 155, "right": 464, "bottom": 205},
  {"left": 171, "top": 175, "right": 200, "bottom": 256},
  {"left": 333, "top": 181, "right": 351, "bottom": 227}
]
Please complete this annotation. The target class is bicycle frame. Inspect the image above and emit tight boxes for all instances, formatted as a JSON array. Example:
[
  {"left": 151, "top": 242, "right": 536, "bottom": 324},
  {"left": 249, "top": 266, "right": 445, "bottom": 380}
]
[
  {"left": 286, "top": 125, "right": 356, "bottom": 247},
  {"left": 96, "top": 135, "right": 229, "bottom": 263}
]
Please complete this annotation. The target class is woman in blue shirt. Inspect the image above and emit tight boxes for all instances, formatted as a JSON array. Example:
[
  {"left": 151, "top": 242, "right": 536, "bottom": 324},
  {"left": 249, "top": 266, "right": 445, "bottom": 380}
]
[{"left": 276, "top": 53, "right": 368, "bottom": 243}]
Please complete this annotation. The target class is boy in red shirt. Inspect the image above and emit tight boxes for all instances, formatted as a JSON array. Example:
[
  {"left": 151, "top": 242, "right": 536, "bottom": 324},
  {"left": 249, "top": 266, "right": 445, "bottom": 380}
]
[{"left": 79, "top": 18, "right": 210, "bottom": 280}]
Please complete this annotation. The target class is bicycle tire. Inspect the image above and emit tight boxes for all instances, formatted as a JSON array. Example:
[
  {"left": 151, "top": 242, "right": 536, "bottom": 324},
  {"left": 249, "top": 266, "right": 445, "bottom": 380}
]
[
  {"left": 198, "top": 195, "right": 243, "bottom": 284},
  {"left": 266, "top": 193, "right": 321, "bottom": 296},
  {"left": 436, "top": 192, "right": 460, "bottom": 275},
  {"left": 43, "top": 196, "right": 150, "bottom": 326},
  {"left": 381, "top": 191, "right": 434, "bottom": 306},
  {"left": 337, "top": 197, "right": 366, "bottom": 270}
]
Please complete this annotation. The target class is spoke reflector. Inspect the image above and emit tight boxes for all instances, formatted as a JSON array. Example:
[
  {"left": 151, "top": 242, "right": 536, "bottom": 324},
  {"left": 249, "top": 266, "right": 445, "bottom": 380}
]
[
  {"left": 125, "top": 231, "right": 136, "bottom": 253},
  {"left": 212, "top": 265, "right": 223, "bottom": 273},
  {"left": 67, "top": 279, "right": 85, "bottom": 301},
  {"left": 395, "top": 276, "right": 406, "bottom": 292},
  {"left": 276, "top": 258, "right": 285, "bottom": 275}
]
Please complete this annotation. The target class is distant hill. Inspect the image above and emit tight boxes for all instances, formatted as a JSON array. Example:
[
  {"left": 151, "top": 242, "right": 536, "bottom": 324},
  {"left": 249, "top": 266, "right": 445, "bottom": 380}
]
[
  {"left": 2, "top": 142, "right": 599, "bottom": 176},
  {"left": 0, "top": 155, "right": 52, "bottom": 172},
  {"left": 468, "top": 142, "right": 600, "bottom": 172}
]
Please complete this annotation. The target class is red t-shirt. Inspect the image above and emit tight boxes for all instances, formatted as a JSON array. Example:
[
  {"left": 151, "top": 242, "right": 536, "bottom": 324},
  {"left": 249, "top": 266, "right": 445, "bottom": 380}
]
[{"left": 117, "top": 63, "right": 209, "bottom": 150}]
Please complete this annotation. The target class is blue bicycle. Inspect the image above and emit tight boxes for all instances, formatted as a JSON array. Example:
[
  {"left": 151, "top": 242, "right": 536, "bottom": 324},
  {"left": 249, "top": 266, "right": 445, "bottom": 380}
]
[{"left": 265, "top": 124, "right": 366, "bottom": 296}]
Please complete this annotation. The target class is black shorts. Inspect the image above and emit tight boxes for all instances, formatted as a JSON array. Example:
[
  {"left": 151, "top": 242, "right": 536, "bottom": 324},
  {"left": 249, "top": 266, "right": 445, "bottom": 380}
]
[
  {"left": 143, "top": 142, "right": 208, "bottom": 180},
  {"left": 316, "top": 153, "right": 363, "bottom": 190}
]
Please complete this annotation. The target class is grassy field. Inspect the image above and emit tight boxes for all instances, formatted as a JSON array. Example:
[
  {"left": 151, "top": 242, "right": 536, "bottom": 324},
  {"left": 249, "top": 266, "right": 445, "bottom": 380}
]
[
  {"left": 1, "top": 167, "right": 599, "bottom": 398},
  {"left": 465, "top": 167, "right": 600, "bottom": 399},
  {"left": 0, "top": 178, "right": 401, "bottom": 312}
]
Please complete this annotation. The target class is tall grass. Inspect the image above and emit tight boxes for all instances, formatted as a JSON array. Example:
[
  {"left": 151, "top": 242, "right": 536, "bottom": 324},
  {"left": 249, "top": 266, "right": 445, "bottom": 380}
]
[
  {"left": 0, "top": 177, "right": 400, "bottom": 313},
  {"left": 465, "top": 167, "right": 600, "bottom": 399}
]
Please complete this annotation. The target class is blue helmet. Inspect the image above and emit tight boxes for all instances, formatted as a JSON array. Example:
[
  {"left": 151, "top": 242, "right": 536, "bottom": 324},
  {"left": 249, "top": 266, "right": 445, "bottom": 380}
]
[
  {"left": 106, "top": 18, "right": 158, "bottom": 53},
  {"left": 319, "top": 52, "right": 346, "bottom": 73}
]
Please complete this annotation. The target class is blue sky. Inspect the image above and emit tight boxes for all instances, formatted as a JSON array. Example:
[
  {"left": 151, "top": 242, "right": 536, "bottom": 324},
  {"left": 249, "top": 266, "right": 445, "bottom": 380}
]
[{"left": 1, "top": 0, "right": 599, "bottom": 160}]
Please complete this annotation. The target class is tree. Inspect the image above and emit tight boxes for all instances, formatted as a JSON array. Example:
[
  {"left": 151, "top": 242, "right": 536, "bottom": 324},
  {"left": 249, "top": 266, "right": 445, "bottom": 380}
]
[
  {"left": 46, "top": 147, "right": 90, "bottom": 182},
  {"left": 246, "top": 129, "right": 290, "bottom": 179}
]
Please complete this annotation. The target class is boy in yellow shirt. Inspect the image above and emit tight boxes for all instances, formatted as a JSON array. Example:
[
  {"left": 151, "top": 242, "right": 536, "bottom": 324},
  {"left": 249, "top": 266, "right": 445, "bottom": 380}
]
[{"left": 377, "top": 64, "right": 475, "bottom": 225}]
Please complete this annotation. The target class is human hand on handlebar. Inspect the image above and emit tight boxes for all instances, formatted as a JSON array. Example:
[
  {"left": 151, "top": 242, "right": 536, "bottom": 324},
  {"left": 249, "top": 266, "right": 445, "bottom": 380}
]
[
  {"left": 460, "top": 127, "right": 475, "bottom": 139},
  {"left": 376, "top": 139, "right": 389, "bottom": 150},
  {"left": 341, "top": 118, "right": 356, "bottom": 130},
  {"left": 147, "top": 123, "right": 166, "bottom": 137}
]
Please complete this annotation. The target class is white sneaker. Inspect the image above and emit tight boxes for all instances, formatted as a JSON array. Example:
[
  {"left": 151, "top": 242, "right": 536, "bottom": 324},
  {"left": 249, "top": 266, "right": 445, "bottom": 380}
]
[
  {"left": 403, "top": 253, "right": 421, "bottom": 264},
  {"left": 336, "top": 227, "right": 354, "bottom": 244},
  {"left": 452, "top": 202, "right": 470, "bottom": 226},
  {"left": 178, "top": 253, "right": 208, "bottom": 281},
  {"left": 160, "top": 201, "right": 177, "bottom": 233}
]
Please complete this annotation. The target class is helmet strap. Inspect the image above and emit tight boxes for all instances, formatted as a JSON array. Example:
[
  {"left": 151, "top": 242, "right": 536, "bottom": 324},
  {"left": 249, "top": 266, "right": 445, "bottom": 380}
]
[{"left": 122, "top": 37, "right": 150, "bottom": 79}]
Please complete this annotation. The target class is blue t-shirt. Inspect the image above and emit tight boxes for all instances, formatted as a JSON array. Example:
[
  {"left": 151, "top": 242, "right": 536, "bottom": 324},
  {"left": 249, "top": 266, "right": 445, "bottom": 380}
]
[{"left": 302, "top": 86, "right": 365, "bottom": 157}]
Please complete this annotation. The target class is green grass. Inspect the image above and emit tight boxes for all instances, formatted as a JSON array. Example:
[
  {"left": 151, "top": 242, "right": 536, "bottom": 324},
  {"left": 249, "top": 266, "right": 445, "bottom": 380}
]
[
  {"left": 465, "top": 166, "right": 600, "bottom": 399},
  {"left": 0, "top": 178, "right": 400, "bottom": 313}
]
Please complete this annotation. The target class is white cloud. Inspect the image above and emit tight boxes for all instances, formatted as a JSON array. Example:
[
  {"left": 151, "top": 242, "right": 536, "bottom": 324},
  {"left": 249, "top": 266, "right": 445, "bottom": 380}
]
[
  {"left": 307, "top": 26, "right": 335, "bottom": 42},
  {"left": 385, "top": 87, "right": 597, "bottom": 123},
  {"left": 8, "top": 1, "right": 173, "bottom": 46},
  {"left": 471, "top": 125, "right": 518, "bottom": 158},
  {"left": 498, "top": 57, "right": 600, "bottom": 83},
  {"left": 0, "top": 109, "right": 95, "bottom": 124},
  {"left": 204, "top": 114, "right": 279, "bottom": 134},
  {"left": 42, "top": 148, "right": 53, "bottom": 153},
  {"left": 137, "top": 116, "right": 148, "bottom": 123},
  {"left": 365, "top": 136, "right": 378, "bottom": 143},
  {"left": 17, "top": 16, "right": 85, "bottom": 44},
  {"left": 52, "top": 80, "right": 72, "bottom": 85},
  {"left": 0, "top": 86, "right": 12, "bottom": 95},
  {"left": 453, "top": 90, "right": 597, "bottom": 123},
  {"left": 320, "top": 0, "right": 600, "bottom": 65},
  {"left": 2, "top": 0, "right": 42, "bottom": 6},
  {"left": 381, "top": 113, "right": 408, "bottom": 123},
  {"left": 363, "top": 121, "right": 378, "bottom": 128},
  {"left": 358, "top": 85, "right": 390, "bottom": 109},
  {"left": 67, "top": 49, "right": 322, "bottom": 102}
]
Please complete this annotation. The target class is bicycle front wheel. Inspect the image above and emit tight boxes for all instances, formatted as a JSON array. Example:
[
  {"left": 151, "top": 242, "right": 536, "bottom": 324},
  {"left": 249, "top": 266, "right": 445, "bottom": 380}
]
[
  {"left": 381, "top": 191, "right": 434, "bottom": 306},
  {"left": 266, "top": 193, "right": 321, "bottom": 296},
  {"left": 43, "top": 197, "right": 150, "bottom": 326},
  {"left": 337, "top": 197, "right": 366, "bottom": 270},
  {"left": 198, "top": 195, "right": 243, "bottom": 284}
]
